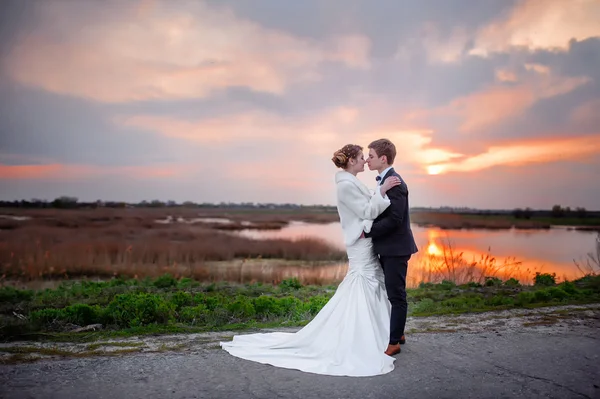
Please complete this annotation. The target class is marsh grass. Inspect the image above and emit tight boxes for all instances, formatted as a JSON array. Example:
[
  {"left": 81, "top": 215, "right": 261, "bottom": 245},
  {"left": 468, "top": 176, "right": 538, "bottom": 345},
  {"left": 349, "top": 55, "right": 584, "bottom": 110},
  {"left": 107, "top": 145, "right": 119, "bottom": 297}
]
[
  {"left": 1, "top": 219, "right": 546, "bottom": 288},
  {"left": 0, "top": 209, "right": 346, "bottom": 281}
]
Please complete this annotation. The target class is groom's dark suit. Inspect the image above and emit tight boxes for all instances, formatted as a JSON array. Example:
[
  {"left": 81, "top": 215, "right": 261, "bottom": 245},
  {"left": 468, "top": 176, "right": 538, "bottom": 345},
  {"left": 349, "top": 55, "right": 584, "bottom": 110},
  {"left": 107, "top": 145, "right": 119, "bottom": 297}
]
[{"left": 364, "top": 167, "right": 418, "bottom": 345}]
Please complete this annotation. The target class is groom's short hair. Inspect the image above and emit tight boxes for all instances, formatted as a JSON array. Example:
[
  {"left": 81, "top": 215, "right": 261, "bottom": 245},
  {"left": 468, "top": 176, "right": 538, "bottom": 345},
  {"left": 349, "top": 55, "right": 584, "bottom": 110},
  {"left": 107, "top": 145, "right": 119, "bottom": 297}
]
[{"left": 368, "top": 139, "right": 396, "bottom": 165}]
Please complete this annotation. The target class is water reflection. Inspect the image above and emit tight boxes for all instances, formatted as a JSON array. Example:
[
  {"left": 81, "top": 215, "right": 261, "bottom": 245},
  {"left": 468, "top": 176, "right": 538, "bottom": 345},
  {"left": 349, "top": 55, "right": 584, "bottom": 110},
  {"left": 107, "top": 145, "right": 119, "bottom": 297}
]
[{"left": 236, "top": 221, "right": 598, "bottom": 285}]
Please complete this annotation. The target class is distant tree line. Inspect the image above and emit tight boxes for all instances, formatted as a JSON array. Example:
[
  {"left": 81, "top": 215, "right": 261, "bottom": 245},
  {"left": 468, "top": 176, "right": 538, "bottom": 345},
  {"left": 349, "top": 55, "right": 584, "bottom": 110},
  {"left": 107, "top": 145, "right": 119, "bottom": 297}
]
[
  {"left": 0, "top": 198, "right": 597, "bottom": 217},
  {"left": 512, "top": 205, "right": 593, "bottom": 219},
  {"left": 0, "top": 197, "right": 338, "bottom": 211}
]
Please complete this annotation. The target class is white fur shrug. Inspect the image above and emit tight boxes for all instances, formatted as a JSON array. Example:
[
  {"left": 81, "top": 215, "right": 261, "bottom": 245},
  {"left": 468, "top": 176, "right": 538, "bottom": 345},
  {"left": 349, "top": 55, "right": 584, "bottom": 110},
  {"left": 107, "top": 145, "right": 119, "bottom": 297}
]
[{"left": 334, "top": 171, "right": 391, "bottom": 247}]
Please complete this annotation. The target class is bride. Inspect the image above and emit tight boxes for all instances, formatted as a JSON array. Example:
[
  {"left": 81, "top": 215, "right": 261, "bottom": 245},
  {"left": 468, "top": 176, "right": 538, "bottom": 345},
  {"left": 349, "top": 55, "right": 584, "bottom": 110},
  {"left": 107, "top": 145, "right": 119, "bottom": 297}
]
[{"left": 220, "top": 144, "right": 401, "bottom": 377}]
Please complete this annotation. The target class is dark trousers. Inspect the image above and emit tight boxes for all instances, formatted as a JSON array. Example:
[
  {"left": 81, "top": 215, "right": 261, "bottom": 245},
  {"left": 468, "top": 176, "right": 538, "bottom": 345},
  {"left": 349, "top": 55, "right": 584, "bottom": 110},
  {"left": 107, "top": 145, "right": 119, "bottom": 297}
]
[{"left": 379, "top": 255, "right": 411, "bottom": 345}]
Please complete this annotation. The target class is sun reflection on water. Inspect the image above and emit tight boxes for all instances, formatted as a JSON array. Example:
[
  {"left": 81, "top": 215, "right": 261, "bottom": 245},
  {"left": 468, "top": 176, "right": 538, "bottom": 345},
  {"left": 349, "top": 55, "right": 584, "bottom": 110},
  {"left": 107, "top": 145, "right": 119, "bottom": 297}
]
[{"left": 235, "top": 222, "right": 596, "bottom": 286}]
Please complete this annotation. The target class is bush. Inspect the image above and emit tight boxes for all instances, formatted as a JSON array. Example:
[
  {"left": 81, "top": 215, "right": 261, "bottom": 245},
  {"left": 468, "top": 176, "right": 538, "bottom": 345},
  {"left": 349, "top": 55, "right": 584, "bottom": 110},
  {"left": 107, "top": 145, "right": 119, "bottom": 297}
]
[
  {"left": 484, "top": 295, "right": 514, "bottom": 307},
  {"left": 534, "top": 289, "right": 552, "bottom": 302},
  {"left": 30, "top": 305, "right": 102, "bottom": 328},
  {"left": 171, "top": 291, "right": 193, "bottom": 310},
  {"left": 437, "top": 280, "right": 456, "bottom": 291},
  {"left": 227, "top": 296, "right": 256, "bottom": 318},
  {"left": 205, "top": 283, "right": 216, "bottom": 292},
  {"left": 484, "top": 277, "right": 503, "bottom": 287},
  {"left": 460, "top": 282, "right": 482, "bottom": 288},
  {"left": 546, "top": 287, "right": 569, "bottom": 301},
  {"left": 253, "top": 296, "right": 283, "bottom": 317},
  {"left": 0, "top": 287, "right": 34, "bottom": 303},
  {"left": 418, "top": 282, "right": 435, "bottom": 289},
  {"left": 178, "top": 304, "right": 208, "bottom": 325},
  {"left": 153, "top": 274, "right": 178, "bottom": 289},
  {"left": 209, "top": 308, "right": 233, "bottom": 327},
  {"left": 504, "top": 278, "right": 521, "bottom": 287},
  {"left": 515, "top": 291, "right": 535, "bottom": 306},
  {"left": 64, "top": 303, "right": 103, "bottom": 325},
  {"left": 105, "top": 293, "right": 175, "bottom": 327},
  {"left": 306, "top": 295, "right": 330, "bottom": 315},
  {"left": 193, "top": 293, "right": 221, "bottom": 310},
  {"left": 534, "top": 273, "right": 556, "bottom": 287},
  {"left": 177, "top": 278, "right": 199, "bottom": 289},
  {"left": 578, "top": 275, "right": 600, "bottom": 291},
  {"left": 280, "top": 277, "right": 303, "bottom": 290},
  {"left": 560, "top": 281, "right": 579, "bottom": 295},
  {"left": 278, "top": 296, "right": 305, "bottom": 320},
  {"left": 30, "top": 308, "right": 65, "bottom": 325},
  {"left": 108, "top": 277, "right": 129, "bottom": 287}
]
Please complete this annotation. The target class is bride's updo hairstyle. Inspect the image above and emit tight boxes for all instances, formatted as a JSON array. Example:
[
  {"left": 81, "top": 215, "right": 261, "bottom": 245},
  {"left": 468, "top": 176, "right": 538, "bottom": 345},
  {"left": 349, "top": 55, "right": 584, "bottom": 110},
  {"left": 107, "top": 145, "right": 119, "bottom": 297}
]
[{"left": 332, "top": 144, "right": 363, "bottom": 169}]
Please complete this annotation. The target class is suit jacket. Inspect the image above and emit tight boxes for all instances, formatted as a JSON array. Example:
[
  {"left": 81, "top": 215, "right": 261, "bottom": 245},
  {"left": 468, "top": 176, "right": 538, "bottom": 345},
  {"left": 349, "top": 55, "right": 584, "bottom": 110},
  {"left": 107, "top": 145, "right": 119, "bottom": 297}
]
[
  {"left": 365, "top": 168, "right": 419, "bottom": 257},
  {"left": 334, "top": 171, "right": 391, "bottom": 247}
]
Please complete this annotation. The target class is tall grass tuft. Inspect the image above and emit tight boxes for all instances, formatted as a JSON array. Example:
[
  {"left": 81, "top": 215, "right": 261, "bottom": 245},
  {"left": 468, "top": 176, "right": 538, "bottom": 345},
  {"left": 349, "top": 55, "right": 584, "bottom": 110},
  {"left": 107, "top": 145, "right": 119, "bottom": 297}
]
[{"left": 574, "top": 233, "right": 600, "bottom": 276}]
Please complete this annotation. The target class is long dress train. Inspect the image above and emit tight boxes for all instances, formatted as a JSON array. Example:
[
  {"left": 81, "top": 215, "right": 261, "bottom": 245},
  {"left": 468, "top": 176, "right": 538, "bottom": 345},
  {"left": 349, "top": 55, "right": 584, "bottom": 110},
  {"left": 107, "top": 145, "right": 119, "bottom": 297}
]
[{"left": 220, "top": 237, "right": 394, "bottom": 377}]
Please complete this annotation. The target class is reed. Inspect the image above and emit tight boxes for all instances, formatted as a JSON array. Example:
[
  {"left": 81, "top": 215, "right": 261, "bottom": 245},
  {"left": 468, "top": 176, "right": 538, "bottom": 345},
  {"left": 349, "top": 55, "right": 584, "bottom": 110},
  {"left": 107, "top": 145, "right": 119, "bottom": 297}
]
[
  {"left": 408, "top": 236, "right": 539, "bottom": 287},
  {"left": 0, "top": 221, "right": 345, "bottom": 281},
  {"left": 0, "top": 208, "right": 580, "bottom": 287},
  {"left": 574, "top": 233, "right": 600, "bottom": 276}
]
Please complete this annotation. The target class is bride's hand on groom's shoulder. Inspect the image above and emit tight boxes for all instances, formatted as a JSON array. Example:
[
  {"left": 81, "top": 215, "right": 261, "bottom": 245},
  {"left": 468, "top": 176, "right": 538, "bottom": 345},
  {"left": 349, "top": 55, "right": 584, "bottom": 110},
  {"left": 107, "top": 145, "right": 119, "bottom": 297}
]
[{"left": 380, "top": 177, "right": 401, "bottom": 194}]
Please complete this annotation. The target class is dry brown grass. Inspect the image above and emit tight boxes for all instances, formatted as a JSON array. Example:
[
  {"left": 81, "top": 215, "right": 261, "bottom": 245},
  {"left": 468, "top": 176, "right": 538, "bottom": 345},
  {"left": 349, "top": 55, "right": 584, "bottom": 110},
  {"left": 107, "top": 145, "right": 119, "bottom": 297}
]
[
  {"left": 2, "top": 207, "right": 339, "bottom": 226},
  {"left": 0, "top": 208, "right": 345, "bottom": 281},
  {"left": 0, "top": 208, "right": 556, "bottom": 287}
]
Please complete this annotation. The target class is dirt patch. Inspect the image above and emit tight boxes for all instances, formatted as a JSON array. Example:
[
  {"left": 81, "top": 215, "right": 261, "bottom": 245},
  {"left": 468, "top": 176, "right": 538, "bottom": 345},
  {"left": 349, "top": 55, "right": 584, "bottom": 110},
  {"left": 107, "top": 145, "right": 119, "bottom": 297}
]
[{"left": 406, "top": 303, "right": 600, "bottom": 335}]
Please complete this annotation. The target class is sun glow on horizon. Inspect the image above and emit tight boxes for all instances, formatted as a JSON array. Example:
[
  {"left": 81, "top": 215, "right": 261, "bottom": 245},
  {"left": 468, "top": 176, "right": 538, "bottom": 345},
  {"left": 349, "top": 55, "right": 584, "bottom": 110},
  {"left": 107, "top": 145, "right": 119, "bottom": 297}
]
[
  {"left": 427, "top": 165, "right": 446, "bottom": 175},
  {"left": 426, "top": 229, "right": 445, "bottom": 256},
  {"left": 427, "top": 242, "right": 443, "bottom": 256}
]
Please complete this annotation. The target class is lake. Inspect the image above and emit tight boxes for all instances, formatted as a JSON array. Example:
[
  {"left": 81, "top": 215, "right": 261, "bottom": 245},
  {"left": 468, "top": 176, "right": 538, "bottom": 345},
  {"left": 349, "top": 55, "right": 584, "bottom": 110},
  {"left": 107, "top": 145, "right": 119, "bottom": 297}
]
[{"left": 237, "top": 222, "right": 599, "bottom": 286}]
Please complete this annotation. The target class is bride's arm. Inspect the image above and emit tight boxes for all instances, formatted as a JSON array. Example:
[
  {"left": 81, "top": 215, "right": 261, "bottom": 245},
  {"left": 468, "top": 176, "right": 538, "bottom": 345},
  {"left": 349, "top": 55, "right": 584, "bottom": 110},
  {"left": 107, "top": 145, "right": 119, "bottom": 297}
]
[{"left": 337, "top": 181, "right": 391, "bottom": 220}]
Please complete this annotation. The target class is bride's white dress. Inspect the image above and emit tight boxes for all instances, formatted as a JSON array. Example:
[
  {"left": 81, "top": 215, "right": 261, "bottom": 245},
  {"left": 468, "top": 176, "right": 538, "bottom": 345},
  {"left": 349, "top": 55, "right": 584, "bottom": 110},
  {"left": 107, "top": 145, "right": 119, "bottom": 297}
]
[{"left": 220, "top": 171, "right": 394, "bottom": 377}]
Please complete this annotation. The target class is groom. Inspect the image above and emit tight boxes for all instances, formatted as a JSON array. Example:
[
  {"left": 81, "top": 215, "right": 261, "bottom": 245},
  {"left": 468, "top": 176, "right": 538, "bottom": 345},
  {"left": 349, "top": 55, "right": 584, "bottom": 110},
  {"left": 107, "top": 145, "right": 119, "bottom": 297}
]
[{"left": 363, "top": 138, "right": 418, "bottom": 356}]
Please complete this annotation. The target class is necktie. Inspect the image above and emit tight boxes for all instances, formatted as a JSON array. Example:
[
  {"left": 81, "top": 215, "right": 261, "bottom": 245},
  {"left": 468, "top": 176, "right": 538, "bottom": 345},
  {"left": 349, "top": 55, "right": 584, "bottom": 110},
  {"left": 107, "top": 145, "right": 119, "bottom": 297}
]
[{"left": 376, "top": 176, "right": 381, "bottom": 185}]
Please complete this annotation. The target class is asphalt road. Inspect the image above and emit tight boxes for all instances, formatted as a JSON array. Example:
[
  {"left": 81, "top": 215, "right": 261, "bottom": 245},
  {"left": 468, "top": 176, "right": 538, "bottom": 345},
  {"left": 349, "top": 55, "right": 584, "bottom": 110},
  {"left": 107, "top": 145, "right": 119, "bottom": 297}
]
[{"left": 1, "top": 325, "right": 599, "bottom": 399}]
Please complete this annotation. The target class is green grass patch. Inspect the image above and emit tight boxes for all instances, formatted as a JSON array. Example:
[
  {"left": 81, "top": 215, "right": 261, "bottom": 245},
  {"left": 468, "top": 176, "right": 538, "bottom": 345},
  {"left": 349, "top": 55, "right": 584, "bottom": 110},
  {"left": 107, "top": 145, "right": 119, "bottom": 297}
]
[{"left": 1, "top": 274, "right": 599, "bottom": 341}]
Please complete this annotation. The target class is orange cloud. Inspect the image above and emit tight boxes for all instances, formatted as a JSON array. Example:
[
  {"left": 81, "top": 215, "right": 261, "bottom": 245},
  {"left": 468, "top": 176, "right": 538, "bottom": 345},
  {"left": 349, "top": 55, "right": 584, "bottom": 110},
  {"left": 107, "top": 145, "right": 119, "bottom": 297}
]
[
  {"left": 0, "top": 164, "right": 65, "bottom": 179},
  {"left": 412, "top": 71, "right": 589, "bottom": 133},
  {"left": 355, "top": 129, "right": 463, "bottom": 172},
  {"left": 426, "top": 134, "right": 600, "bottom": 174},
  {"left": 6, "top": 1, "right": 370, "bottom": 103},
  {"left": 0, "top": 163, "right": 187, "bottom": 180},
  {"left": 471, "top": 0, "right": 600, "bottom": 56},
  {"left": 118, "top": 106, "right": 360, "bottom": 147},
  {"left": 455, "top": 76, "right": 587, "bottom": 133}
]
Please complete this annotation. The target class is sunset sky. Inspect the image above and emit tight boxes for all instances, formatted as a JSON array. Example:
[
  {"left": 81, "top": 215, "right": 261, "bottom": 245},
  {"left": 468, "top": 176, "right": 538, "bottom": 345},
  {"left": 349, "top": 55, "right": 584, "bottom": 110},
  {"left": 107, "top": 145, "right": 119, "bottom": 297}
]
[{"left": 1, "top": 0, "right": 599, "bottom": 209}]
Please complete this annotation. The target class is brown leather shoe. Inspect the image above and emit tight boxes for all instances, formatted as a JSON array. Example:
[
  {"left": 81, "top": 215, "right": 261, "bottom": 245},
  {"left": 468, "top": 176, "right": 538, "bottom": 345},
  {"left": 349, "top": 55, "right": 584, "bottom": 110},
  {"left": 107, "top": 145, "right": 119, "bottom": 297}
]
[
  {"left": 384, "top": 343, "right": 401, "bottom": 356},
  {"left": 399, "top": 335, "right": 406, "bottom": 345}
]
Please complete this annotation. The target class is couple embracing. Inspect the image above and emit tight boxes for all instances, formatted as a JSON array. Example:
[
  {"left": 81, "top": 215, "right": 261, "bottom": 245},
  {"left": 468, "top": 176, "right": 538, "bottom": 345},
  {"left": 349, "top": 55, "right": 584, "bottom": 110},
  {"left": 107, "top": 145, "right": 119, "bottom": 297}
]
[{"left": 221, "top": 139, "right": 418, "bottom": 377}]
